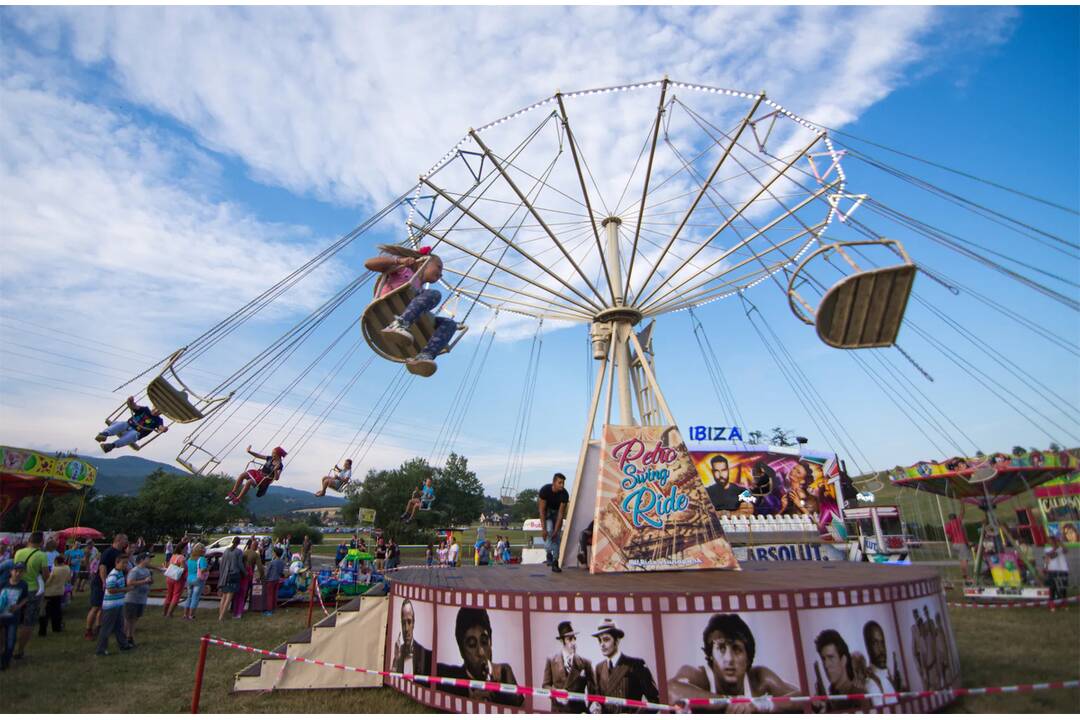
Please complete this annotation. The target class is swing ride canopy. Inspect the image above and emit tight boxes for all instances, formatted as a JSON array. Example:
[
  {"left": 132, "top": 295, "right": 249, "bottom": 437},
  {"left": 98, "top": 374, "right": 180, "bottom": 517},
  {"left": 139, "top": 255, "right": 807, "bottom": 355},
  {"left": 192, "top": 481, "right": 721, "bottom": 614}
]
[
  {"left": 0, "top": 446, "right": 96, "bottom": 515},
  {"left": 889, "top": 449, "right": 1078, "bottom": 507},
  {"left": 107, "top": 78, "right": 1078, "bottom": 505}
]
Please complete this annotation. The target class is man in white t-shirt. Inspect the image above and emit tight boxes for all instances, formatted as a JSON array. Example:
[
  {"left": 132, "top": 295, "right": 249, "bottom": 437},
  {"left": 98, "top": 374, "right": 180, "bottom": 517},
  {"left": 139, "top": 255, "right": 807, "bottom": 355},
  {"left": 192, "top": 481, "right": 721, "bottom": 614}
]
[
  {"left": 1043, "top": 535, "right": 1070, "bottom": 607},
  {"left": 314, "top": 459, "right": 353, "bottom": 497},
  {"left": 448, "top": 539, "right": 460, "bottom": 568}
]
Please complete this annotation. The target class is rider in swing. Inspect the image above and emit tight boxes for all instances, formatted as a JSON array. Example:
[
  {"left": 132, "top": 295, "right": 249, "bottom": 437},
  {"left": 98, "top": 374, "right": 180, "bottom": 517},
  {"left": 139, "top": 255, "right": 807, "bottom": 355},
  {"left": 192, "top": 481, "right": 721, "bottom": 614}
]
[
  {"left": 401, "top": 477, "right": 436, "bottom": 523},
  {"left": 226, "top": 446, "right": 287, "bottom": 505},
  {"left": 364, "top": 244, "right": 457, "bottom": 377},
  {"left": 95, "top": 396, "right": 168, "bottom": 453},
  {"left": 314, "top": 459, "right": 353, "bottom": 497}
]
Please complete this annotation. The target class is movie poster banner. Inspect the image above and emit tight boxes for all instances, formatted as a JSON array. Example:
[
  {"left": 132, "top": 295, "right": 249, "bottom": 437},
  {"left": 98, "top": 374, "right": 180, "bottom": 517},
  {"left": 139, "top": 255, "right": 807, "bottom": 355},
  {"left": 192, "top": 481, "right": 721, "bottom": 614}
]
[
  {"left": 591, "top": 425, "right": 739, "bottom": 574},
  {"left": 433, "top": 605, "right": 527, "bottom": 708},
  {"left": 387, "top": 596, "right": 434, "bottom": 679},
  {"left": 529, "top": 612, "right": 659, "bottom": 713},
  {"left": 893, "top": 593, "right": 959, "bottom": 693},
  {"left": 661, "top": 609, "right": 801, "bottom": 710},
  {"left": 797, "top": 602, "right": 909, "bottom": 711}
]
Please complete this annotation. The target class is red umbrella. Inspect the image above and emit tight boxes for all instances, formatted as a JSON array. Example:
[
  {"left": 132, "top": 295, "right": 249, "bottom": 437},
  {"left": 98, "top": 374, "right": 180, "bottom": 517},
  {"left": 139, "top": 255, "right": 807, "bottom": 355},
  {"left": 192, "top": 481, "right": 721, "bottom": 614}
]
[{"left": 56, "top": 527, "right": 104, "bottom": 540}]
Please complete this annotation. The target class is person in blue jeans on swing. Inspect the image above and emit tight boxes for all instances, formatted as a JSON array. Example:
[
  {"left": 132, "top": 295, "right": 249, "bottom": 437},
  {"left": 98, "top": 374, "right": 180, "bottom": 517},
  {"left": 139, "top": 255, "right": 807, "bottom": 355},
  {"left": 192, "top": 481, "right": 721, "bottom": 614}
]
[{"left": 364, "top": 244, "right": 457, "bottom": 377}]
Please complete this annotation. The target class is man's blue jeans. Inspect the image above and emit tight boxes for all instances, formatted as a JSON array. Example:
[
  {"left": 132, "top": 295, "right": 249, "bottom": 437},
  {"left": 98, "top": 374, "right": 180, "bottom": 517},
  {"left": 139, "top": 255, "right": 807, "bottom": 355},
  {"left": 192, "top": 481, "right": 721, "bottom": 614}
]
[
  {"left": 398, "top": 288, "right": 457, "bottom": 356},
  {"left": 545, "top": 518, "right": 562, "bottom": 566}
]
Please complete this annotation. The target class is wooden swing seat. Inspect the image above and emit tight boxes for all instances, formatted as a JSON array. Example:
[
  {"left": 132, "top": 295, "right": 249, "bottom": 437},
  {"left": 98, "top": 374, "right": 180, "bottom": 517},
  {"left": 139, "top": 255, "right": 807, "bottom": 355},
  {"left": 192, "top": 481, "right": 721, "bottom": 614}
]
[
  {"left": 147, "top": 375, "right": 206, "bottom": 423},
  {"left": 360, "top": 280, "right": 466, "bottom": 363},
  {"left": 816, "top": 264, "right": 916, "bottom": 349},
  {"left": 787, "top": 239, "right": 915, "bottom": 350}
]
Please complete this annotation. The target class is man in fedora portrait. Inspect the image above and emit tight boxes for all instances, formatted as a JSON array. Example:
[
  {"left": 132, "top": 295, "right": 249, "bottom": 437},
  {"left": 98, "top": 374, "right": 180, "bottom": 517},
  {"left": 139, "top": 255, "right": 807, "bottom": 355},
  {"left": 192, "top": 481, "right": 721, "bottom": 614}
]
[
  {"left": 542, "top": 620, "right": 596, "bottom": 712},
  {"left": 589, "top": 618, "right": 659, "bottom": 713}
]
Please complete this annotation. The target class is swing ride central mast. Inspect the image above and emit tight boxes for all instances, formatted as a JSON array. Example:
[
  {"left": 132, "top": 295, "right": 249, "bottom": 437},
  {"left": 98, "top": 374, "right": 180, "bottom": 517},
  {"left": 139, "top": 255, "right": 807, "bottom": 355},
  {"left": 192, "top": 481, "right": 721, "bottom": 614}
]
[{"left": 597, "top": 216, "right": 644, "bottom": 426}]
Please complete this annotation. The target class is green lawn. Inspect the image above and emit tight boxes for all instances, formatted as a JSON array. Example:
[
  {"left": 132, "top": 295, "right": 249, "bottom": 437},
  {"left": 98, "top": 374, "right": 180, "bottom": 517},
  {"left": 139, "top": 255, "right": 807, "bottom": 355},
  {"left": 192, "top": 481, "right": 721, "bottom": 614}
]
[{"left": 5, "top": 549, "right": 1076, "bottom": 713}]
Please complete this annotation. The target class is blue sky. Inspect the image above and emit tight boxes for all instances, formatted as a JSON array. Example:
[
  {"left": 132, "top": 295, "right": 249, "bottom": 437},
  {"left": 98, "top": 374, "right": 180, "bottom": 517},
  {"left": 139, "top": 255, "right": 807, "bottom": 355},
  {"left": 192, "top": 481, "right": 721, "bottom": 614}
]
[{"left": 0, "top": 6, "right": 1076, "bottom": 497}]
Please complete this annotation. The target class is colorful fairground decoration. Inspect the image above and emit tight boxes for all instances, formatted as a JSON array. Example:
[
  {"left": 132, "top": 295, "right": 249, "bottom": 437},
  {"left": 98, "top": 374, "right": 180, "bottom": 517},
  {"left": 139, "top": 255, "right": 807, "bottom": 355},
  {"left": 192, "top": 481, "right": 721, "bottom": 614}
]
[
  {"left": 683, "top": 435, "right": 847, "bottom": 537},
  {"left": 1036, "top": 472, "right": 1080, "bottom": 547}
]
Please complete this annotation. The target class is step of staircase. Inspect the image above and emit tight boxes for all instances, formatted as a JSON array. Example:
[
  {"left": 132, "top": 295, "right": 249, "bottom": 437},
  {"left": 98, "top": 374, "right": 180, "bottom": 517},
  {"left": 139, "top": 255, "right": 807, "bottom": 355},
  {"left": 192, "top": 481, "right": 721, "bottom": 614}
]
[{"left": 233, "top": 596, "right": 388, "bottom": 692}]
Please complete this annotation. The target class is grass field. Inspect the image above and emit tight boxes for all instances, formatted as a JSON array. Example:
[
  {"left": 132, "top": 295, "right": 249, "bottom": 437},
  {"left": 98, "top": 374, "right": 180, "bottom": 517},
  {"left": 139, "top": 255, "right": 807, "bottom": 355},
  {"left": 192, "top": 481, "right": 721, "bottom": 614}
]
[{"left": 4, "top": 548, "right": 1077, "bottom": 713}]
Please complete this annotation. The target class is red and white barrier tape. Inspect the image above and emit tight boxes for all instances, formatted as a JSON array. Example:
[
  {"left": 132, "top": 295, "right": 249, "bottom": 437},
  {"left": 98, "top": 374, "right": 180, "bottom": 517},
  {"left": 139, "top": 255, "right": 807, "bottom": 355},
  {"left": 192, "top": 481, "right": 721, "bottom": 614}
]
[
  {"left": 206, "top": 635, "right": 1078, "bottom": 711},
  {"left": 312, "top": 578, "right": 331, "bottom": 617},
  {"left": 948, "top": 596, "right": 1077, "bottom": 610}
]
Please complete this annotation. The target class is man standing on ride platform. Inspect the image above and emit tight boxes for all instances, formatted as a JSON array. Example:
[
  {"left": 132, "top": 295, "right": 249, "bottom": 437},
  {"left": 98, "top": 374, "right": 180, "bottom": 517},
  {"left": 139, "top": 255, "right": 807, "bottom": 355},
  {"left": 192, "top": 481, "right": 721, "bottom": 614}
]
[
  {"left": 539, "top": 473, "right": 569, "bottom": 573},
  {"left": 943, "top": 512, "right": 971, "bottom": 582}
]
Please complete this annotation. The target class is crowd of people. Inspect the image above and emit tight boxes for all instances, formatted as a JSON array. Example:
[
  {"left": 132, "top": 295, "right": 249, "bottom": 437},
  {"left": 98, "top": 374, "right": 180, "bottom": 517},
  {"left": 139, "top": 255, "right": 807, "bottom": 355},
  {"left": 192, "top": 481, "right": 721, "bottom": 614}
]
[{"left": 0, "top": 529, "right": 329, "bottom": 668}]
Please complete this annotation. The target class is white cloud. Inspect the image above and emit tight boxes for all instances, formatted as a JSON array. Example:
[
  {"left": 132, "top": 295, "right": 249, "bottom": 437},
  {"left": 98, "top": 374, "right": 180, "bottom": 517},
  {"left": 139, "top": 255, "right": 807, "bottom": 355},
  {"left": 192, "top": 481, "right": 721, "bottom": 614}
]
[
  {"left": 7, "top": 6, "right": 960, "bottom": 210},
  {"left": 0, "top": 6, "right": 1033, "bottom": 486}
]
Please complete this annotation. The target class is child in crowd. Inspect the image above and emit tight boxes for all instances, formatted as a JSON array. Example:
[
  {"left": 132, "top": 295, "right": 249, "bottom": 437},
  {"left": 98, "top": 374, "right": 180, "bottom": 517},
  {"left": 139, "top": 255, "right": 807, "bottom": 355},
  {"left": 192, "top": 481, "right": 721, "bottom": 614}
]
[
  {"left": 264, "top": 549, "right": 285, "bottom": 616},
  {"left": 97, "top": 554, "right": 132, "bottom": 656},
  {"left": 0, "top": 562, "right": 29, "bottom": 670},
  {"left": 364, "top": 245, "right": 457, "bottom": 377},
  {"left": 124, "top": 554, "right": 153, "bottom": 646},
  {"left": 64, "top": 542, "right": 85, "bottom": 592}
]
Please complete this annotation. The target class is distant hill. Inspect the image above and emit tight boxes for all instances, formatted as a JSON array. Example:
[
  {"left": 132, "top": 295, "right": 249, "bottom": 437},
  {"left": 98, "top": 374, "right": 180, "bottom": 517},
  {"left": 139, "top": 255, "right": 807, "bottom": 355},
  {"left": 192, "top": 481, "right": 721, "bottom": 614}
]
[{"left": 83, "top": 455, "right": 344, "bottom": 517}]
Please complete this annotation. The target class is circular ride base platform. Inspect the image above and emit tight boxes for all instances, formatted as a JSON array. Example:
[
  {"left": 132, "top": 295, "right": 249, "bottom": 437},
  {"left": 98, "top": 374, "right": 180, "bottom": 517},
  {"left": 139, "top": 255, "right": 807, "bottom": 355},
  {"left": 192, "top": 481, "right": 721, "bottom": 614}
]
[{"left": 385, "top": 562, "right": 960, "bottom": 713}]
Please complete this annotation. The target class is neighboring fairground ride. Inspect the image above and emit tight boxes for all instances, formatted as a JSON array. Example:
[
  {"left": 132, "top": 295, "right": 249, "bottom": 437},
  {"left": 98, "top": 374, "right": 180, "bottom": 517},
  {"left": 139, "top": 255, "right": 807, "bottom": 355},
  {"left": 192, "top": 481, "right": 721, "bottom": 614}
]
[
  {"left": 891, "top": 449, "right": 1078, "bottom": 602},
  {"left": 0, "top": 446, "right": 96, "bottom": 532}
]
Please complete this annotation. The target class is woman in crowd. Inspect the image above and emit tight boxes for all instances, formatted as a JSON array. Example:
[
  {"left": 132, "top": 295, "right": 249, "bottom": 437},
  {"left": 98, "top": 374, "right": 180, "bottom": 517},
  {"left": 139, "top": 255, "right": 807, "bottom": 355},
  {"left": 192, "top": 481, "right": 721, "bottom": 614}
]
[
  {"left": 162, "top": 542, "right": 187, "bottom": 618},
  {"left": 183, "top": 544, "right": 208, "bottom": 621},
  {"left": 233, "top": 538, "right": 263, "bottom": 619},
  {"left": 216, "top": 537, "right": 244, "bottom": 622}
]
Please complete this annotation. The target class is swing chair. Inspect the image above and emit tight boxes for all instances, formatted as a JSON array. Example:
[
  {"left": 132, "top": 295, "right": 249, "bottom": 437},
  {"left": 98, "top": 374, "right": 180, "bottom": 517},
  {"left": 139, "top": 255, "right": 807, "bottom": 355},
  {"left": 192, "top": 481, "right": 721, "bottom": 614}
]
[
  {"left": 103, "top": 350, "right": 233, "bottom": 452},
  {"left": 787, "top": 239, "right": 916, "bottom": 349},
  {"left": 360, "top": 257, "right": 468, "bottom": 372}
]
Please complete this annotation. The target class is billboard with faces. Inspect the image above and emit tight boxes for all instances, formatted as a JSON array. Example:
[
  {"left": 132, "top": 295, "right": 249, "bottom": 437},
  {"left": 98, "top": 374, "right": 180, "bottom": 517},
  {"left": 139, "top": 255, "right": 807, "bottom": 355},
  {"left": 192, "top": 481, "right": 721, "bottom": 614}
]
[
  {"left": 893, "top": 593, "right": 959, "bottom": 693},
  {"left": 434, "top": 605, "right": 526, "bottom": 708},
  {"left": 687, "top": 444, "right": 845, "bottom": 536},
  {"left": 592, "top": 424, "right": 739, "bottom": 573},
  {"left": 797, "top": 602, "right": 907, "bottom": 712},
  {"left": 661, "top": 609, "right": 801, "bottom": 711},
  {"left": 529, "top": 612, "right": 659, "bottom": 713},
  {"left": 387, "top": 595, "right": 434, "bottom": 678}
]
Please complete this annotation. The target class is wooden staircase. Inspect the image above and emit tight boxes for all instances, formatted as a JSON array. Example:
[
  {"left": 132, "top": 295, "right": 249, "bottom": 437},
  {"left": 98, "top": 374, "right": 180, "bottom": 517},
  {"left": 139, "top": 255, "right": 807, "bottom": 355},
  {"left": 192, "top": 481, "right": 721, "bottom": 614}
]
[{"left": 233, "top": 595, "right": 389, "bottom": 692}]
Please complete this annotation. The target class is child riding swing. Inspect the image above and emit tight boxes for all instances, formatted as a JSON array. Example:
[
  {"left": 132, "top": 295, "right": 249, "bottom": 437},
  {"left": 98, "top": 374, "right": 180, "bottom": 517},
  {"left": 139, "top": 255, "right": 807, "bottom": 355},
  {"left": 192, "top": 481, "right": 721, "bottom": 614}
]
[{"left": 363, "top": 244, "right": 459, "bottom": 377}]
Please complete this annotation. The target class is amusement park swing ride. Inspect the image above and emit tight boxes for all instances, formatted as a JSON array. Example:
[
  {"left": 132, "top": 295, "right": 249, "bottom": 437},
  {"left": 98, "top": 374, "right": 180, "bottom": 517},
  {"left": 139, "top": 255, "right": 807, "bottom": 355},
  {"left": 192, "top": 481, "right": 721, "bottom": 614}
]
[{"left": 94, "top": 78, "right": 1077, "bottom": 708}]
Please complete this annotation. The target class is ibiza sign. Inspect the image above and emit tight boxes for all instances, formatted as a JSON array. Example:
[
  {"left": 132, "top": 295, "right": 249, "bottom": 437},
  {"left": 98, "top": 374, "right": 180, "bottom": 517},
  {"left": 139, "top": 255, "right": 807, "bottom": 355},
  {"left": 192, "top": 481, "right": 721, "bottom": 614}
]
[{"left": 591, "top": 425, "right": 739, "bottom": 574}]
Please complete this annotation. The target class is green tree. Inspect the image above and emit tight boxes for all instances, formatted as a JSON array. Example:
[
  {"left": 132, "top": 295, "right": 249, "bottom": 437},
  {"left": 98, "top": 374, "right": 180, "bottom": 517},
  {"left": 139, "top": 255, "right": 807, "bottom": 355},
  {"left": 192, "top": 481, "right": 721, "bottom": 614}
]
[
  {"left": 436, "top": 453, "right": 484, "bottom": 526},
  {"left": 509, "top": 488, "right": 539, "bottom": 523},
  {"left": 133, "top": 470, "right": 247, "bottom": 540},
  {"left": 272, "top": 520, "right": 323, "bottom": 544},
  {"left": 747, "top": 430, "right": 766, "bottom": 445}
]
